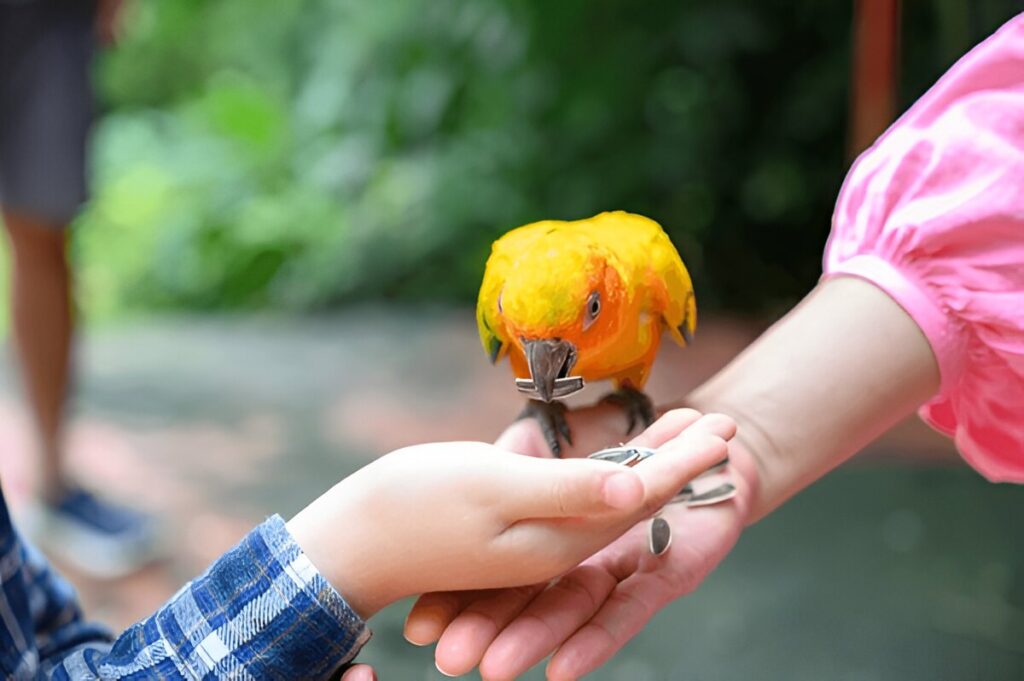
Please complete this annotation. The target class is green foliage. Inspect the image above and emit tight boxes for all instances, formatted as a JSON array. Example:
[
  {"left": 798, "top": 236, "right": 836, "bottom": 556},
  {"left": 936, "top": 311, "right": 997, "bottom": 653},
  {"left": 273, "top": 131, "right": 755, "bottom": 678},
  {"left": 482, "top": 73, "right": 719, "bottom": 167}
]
[{"left": 76, "top": 0, "right": 1021, "bottom": 317}]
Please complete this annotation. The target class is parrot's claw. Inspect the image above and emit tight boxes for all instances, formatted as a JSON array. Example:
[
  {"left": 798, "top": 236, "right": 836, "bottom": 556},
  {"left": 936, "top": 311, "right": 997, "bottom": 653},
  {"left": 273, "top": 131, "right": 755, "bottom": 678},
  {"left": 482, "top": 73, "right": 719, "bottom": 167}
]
[
  {"left": 518, "top": 399, "right": 572, "bottom": 457},
  {"left": 599, "top": 386, "right": 656, "bottom": 435}
]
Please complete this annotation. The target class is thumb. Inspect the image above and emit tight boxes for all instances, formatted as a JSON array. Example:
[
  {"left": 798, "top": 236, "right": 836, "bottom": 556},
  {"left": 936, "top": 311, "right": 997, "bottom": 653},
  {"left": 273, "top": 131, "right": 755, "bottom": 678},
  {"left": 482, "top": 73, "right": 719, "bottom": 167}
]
[
  {"left": 631, "top": 413, "right": 735, "bottom": 510},
  {"left": 500, "top": 456, "right": 645, "bottom": 520},
  {"left": 494, "top": 418, "right": 553, "bottom": 458},
  {"left": 341, "top": 664, "right": 377, "bottom": 681}
]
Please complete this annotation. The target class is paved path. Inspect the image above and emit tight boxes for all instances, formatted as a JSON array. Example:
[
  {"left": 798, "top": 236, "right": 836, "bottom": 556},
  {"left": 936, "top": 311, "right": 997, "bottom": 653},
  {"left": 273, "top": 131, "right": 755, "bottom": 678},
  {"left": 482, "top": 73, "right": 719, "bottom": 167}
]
[{"left": 0, "top": 309, "right": 1019, "bottom": 679}]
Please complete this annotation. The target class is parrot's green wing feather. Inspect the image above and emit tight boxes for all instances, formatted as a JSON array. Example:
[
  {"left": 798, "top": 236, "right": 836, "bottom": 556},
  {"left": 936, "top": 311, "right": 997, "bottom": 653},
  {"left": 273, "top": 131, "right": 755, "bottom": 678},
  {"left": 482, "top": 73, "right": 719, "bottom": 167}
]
[
  {"left": 480, "top": 318, "right": 504, "bottom": 363},
  {"left": 478, "top": 220, "right": 578, "bottom": 364},
  {"left": 476, "top": 222, "right": 558, "bottom": 364},
  {"left": 649, "top": 228, "right": 697, "bottom": 348},
  {"left": 477, "top": 262, "right": 507, "bottom": 364}
]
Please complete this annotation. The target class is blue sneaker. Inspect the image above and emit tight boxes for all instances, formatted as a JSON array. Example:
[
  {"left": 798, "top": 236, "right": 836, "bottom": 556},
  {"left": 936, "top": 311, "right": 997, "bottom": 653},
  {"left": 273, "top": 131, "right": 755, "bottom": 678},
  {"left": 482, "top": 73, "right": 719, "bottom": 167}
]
[{"left": 23, "top": 487, "right": 161, "bottom": 578}]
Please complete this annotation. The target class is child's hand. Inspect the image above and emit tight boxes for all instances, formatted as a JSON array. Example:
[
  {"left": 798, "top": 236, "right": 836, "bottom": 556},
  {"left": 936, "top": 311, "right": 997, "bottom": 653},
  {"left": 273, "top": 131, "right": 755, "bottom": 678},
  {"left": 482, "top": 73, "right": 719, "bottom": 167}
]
[
  {"left": 287, "top": 409, "right": 733, "bottom": 620},
  {"left": 403, "top": 405, "right": 758, "bottom": 679}
]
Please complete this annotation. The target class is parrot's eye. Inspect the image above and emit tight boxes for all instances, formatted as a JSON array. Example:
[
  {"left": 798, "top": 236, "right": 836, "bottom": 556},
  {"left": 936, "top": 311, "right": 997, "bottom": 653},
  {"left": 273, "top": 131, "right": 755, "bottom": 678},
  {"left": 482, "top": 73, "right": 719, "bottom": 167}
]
[{"left": 584, "top": 291, "right": 601, "bottom": 329}]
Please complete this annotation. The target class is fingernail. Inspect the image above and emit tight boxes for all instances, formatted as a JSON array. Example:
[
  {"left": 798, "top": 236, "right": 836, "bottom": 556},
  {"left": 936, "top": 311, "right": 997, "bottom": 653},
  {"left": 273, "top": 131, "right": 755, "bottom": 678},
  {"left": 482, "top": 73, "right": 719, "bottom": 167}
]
[
  {"left": 436, "top": 660, "right": 456, "bottom": 677},
  {"left": 603, "top": 471, "right": 642, "bottom": 509},
  {"left": 403, "top": 631, "right": 430, "bottom": 647},
  {"left": 403, "top": 613, "right": 439, "bottom": 646}
]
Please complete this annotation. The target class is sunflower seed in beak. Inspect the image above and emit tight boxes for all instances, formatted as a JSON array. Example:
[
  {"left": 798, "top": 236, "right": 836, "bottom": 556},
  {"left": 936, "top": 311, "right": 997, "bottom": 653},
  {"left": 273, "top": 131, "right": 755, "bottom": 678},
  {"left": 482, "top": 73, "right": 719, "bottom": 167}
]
[{"left": 515, "top": 376, "right": 585, "bottom": 400}]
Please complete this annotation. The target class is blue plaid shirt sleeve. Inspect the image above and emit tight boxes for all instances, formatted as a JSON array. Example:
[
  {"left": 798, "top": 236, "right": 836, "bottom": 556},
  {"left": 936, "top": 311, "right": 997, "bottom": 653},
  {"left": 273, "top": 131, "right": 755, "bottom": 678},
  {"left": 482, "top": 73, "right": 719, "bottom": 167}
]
[{"left": 1, "top": 492, "right": 371, "bottom": 680}]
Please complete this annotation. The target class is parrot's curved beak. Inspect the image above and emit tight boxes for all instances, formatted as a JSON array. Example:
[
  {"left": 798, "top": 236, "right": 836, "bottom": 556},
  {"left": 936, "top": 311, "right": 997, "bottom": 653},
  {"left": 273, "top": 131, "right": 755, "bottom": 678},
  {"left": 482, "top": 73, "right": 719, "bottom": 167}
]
[{"left": 517, "top": 338, "right": 582, "bottom": 402}]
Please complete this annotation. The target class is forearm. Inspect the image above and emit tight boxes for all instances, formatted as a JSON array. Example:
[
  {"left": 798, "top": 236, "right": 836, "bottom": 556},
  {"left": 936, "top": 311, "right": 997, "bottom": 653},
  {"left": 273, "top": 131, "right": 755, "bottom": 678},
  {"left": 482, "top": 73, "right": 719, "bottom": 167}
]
[
  {"left": 680, "top": 277, "right": 940, "bottom": 523},
  {"left": 60, "top": 516, "right": 369, "bottom": 679}
]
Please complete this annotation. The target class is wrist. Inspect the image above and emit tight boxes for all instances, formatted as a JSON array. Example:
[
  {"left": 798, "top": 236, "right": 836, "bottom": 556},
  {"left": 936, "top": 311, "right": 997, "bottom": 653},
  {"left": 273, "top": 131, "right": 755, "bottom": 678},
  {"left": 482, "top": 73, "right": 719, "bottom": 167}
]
[
  {"left": 286, "top": 480, "right": 389, "bottom": 620},
  {"left": 721, "top": 433, "right": 766, "bottom": 526},
  {"left": 661, "top": 396, "right": 770, "bottom": 524}
]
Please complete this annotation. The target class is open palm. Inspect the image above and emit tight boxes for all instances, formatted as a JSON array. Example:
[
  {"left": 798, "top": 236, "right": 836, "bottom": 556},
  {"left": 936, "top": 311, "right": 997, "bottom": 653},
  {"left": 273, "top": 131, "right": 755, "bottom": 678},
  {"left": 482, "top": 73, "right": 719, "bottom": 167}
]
[{"left": 405, "top": 406, "right": 753, "bottom": 680}]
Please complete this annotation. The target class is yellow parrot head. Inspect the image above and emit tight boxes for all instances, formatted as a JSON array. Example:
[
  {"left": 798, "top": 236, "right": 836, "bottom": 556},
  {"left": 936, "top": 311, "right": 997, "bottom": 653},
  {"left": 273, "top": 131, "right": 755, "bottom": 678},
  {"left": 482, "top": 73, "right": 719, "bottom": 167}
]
[
  {"left": 478, "top": 211, "right": 695, "bottom": 404},
  {"left": 481, "top": 232, "right": 628, "bottom": 402}
]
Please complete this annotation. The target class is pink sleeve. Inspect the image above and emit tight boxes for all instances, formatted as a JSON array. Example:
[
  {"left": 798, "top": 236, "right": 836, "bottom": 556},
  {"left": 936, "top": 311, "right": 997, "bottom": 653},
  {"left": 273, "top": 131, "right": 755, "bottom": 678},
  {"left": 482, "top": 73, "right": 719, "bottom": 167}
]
[{"left": 823, "top": 13, "right": 1024, "bottom": 483}]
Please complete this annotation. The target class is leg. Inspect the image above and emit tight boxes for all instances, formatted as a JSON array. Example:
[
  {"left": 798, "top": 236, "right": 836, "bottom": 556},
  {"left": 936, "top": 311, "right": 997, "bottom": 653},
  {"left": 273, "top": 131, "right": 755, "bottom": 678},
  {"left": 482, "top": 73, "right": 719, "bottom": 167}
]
[
  {"left": 0, "top": 2, "right": 95, "bottom": 495},
  {"left": 599, "top": 384, "right": 656, "bottom": 435},
  {"left": 517, "top": 399, "right": 572, "bottom": 457},
  {"left": 4, "top": 210, "right": 158, "bottom": 577},
  {"left": 0, "top": 1, "right": 91, "bottom": 499},
  {"left": 0, "top": 4, "right": 157, "bottom": 576},
  {"left": 1, "top": 210, "right": 72, "bottom": 502}
]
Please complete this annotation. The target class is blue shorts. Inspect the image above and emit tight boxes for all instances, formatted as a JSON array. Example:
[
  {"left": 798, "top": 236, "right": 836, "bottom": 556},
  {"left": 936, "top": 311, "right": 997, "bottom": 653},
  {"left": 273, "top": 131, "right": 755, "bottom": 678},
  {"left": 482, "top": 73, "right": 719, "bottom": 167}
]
[{"left": 0, "top": 0, "right": 95, "bottom": 225}]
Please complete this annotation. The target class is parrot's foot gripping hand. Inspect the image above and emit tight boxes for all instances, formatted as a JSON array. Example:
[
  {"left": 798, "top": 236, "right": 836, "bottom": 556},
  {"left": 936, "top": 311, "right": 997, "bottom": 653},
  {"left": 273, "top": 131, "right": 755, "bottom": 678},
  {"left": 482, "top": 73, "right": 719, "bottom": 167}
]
[
  {"left": 517, "top": 399, "right": 572, "bottom": 457},
  {"left": 599, "top": 385, "right": 656, "bottom": 435}
]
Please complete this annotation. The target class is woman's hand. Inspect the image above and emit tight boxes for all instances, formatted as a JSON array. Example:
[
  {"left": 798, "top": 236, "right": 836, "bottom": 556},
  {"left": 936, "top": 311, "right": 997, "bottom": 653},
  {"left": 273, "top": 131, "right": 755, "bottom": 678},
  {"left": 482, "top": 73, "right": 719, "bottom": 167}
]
[
  {"left": 340, "top": 664, "right": 376, "bottom": 681},
  {"left": 404, "top": 410, "right": 757, "bottom": 680},
  {"left": 401, "top": 277, "right": 942, "bottom": 678},
  {"left": 287, "top": 409, "right": 734, "bottom": 620}
]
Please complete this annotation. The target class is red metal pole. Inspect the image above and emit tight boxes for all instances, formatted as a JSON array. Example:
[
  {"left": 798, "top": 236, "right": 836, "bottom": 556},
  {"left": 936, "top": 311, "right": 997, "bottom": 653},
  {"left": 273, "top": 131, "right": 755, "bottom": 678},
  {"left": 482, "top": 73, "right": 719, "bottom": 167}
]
[{"left": 849, "top": 0, "right": 901, "bottom": 160}]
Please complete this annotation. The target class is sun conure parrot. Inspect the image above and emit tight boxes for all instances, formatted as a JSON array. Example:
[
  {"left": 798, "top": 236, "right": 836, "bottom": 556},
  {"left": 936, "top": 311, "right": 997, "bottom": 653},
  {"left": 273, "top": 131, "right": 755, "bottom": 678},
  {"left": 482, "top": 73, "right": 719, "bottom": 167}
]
[{"left": 476, "top": 210, "right": 697, "bottom": 455}]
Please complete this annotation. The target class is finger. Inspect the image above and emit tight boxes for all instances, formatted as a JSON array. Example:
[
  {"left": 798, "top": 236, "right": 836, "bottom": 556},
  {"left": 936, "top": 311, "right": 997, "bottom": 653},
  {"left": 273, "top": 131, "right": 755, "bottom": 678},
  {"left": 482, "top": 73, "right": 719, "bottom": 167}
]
[
  {"left": 477, "top": 565, "right": 618, "bottom": 681},
  {"left": 546, "top": 571, "right": 674, "bottom": 681},
  {"left": 433, "top": 584, "right": 546, "bottom": 678},
  {"left": 494, "top": 419, "right": 552, "bottom": 458},
  {"left": 625, "top": 407, "right": 704, "bottom": 449},
  {"left": 405, "top": 591, "right": 484, "bottom": 645},
  {"left": 579, "top": 520, "right": 648, "bottom": 581},
  {"left": 503, "top": 456, "right": 646, "bottom": 519},
  {"left": 631, "top": 413, "right": 735, "bottom": 512},
  {"left": 341, "top": 664, "right": 377, "bottom": 681},
  {"left": 495, "top": 412, "right": 729, "bottom": 527}
]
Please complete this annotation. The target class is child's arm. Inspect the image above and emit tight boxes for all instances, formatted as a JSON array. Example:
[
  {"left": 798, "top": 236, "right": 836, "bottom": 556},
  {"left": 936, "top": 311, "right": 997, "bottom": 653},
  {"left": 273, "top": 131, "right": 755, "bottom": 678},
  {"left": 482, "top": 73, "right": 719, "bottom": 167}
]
[
  {"left": 409, "top": 275, "right": 940, "bottom": 679},
  {"left": 12, "top": 411, "right": 731, "bottom": 679},
  {"left": 287, "top": 411, "right": 734, "bottom": 620}
]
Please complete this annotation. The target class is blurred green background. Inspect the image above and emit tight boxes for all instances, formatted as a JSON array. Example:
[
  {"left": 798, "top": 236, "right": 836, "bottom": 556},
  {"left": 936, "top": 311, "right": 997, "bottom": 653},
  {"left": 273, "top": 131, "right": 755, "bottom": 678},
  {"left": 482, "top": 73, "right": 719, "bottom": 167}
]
[
  {"left": 2, "top": 2, "right": 1024, "bottom": 680},
  {"left": 68, "top": 0, "right": 1019, "bottom": 321}
]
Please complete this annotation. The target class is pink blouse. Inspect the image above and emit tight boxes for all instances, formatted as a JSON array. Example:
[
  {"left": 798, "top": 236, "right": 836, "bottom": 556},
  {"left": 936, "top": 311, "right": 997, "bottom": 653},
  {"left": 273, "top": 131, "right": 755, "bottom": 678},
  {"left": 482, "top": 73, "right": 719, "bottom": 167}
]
[{"left": 823, "top": 13, "right": 1024, "bottom": 482}]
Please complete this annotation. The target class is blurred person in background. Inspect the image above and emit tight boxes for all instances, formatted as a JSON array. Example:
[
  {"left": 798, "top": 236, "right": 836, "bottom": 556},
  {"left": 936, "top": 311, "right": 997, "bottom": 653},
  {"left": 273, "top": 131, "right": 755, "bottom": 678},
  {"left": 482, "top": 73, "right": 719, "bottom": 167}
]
[{"left": 0, "top": 0, "right": 156, "bottom": 576}]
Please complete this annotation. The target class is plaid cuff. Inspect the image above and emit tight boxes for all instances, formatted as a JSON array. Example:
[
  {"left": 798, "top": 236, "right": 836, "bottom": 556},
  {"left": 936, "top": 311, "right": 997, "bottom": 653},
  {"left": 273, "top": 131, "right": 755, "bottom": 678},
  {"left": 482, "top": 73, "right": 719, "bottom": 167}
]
[{"left": 100, "top": 515, "right": 370, "bottom": 679}]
